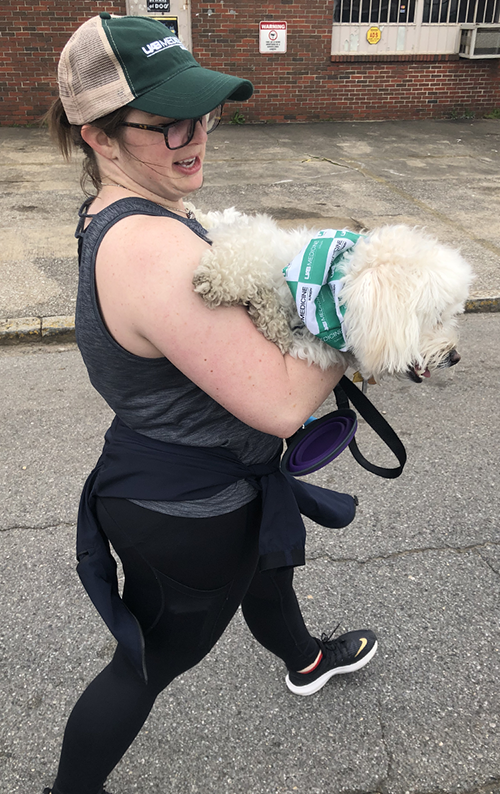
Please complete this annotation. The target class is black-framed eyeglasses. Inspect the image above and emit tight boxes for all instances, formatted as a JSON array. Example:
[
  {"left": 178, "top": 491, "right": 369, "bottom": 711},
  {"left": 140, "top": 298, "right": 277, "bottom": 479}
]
[{"left": 120, "top": 104, "right": 223, "bottom": 150}]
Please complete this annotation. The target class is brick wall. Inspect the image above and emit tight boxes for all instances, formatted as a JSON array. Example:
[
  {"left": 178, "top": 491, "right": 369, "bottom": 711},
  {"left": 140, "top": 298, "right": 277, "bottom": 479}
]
[
  {"left": 191, "top": 0, "right": 500, "bottom": 122},
  {"left": 3, "top": 0, "right": 500, "bottom": 125},
  {"left": 1, "top": 0, "right": 126, "bottom": 125},
  {"left": 322, "top": 57, "right": 500, "bottom": 121}
]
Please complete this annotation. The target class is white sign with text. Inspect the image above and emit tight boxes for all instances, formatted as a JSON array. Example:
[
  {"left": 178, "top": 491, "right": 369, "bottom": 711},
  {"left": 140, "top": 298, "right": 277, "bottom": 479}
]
[{"left": 259, "top": 21, "right": 287, "bottom": 53}]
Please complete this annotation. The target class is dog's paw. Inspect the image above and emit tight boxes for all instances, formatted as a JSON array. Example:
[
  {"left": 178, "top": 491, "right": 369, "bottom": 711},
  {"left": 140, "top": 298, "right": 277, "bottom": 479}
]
[
  {"left": 193, "top": 255, "right": 228, "bottom": 308},
  {"left": 194, "top": 245, "right": 269, "bottom": 309}
]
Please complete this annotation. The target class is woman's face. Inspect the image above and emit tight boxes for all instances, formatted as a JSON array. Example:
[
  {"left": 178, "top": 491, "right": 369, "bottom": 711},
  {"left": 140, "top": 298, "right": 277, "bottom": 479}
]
[{"left": 114, "top": 108, "right": 208, "bottom": 201}]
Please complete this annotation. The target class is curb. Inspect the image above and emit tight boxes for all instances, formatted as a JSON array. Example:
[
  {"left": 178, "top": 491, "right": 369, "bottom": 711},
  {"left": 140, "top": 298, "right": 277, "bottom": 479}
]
[
  {"left": 0, "top": 316, "right": 76, "bottom": 345},
  {"left": 464, "top": 297, "right": 500, "bottom": 313},
  {"left": 1, "top": 298, "right": 499, "bottom": 345}
]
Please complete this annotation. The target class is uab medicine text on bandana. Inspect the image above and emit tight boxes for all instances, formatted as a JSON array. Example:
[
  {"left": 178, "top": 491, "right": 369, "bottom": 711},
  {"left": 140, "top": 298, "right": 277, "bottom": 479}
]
[{"left": 283, "top": 229, "right": 362, "bottom": 351}]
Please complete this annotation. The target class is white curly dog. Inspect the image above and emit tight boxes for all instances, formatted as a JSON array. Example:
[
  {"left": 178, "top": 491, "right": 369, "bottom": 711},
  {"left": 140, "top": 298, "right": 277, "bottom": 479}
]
[{"left": 191, "top": 207, "right": 474, "bottom": 383}]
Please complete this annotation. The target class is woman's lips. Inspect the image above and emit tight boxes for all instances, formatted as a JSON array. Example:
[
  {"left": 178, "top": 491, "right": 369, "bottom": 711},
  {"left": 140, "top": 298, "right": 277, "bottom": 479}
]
[{"left": 173, "top": 155, "right": 202, "bottom": 174}]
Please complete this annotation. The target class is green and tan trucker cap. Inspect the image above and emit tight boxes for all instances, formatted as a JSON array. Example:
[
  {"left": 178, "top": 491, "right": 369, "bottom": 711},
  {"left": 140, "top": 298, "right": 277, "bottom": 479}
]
[{"left": 58, "top": 12, "right": 254, "bottom": 125}]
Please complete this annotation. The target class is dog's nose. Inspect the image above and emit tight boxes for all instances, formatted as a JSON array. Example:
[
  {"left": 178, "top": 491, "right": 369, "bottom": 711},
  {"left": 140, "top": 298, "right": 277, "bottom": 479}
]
[{"left": 449, "top": 349, "right": 461, "bottom": 366}]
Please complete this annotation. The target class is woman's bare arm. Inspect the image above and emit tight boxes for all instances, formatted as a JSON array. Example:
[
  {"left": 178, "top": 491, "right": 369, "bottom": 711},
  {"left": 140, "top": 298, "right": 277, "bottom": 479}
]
[{"left": 95, "top": 214, "right": 346, "bottom": 438}]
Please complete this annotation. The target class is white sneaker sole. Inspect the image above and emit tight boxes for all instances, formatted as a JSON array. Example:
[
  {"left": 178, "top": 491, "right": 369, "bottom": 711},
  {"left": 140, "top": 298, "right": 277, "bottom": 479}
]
[{"left": 285, "top": 640, "right": 378, "bottom": 696}]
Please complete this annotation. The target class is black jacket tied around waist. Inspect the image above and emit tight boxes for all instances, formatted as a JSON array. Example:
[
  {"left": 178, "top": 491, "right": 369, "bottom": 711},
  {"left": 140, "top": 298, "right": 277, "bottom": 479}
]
[{"left": 77, "top": 416, "right": 357, "bottom": 681}]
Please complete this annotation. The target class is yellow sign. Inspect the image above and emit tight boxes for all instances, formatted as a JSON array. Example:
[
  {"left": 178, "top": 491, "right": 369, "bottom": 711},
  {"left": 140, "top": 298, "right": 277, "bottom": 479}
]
[{"left": 367, "top": 26, "right": 382, "bottom": 44}]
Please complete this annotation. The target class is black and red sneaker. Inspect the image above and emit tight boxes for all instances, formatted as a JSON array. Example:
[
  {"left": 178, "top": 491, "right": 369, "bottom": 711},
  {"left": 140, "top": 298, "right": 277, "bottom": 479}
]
[{"left": 285, "top": 628, "right": 378, "bottom": 696}]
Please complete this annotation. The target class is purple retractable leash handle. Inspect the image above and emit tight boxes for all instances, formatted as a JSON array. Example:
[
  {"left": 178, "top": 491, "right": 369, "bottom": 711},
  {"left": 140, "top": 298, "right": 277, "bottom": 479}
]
[
  {"left": 281, "top": 376, "right": 407, "bottom": 479},
  {"left": 281, "top": 408, "right": 357, "bottom": 477}
]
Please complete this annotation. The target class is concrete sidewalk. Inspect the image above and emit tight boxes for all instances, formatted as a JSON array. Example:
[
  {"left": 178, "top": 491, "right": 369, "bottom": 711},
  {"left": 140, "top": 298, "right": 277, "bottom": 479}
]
[{"left": 0, "top": 118, "right": 499, "bottom": 341}]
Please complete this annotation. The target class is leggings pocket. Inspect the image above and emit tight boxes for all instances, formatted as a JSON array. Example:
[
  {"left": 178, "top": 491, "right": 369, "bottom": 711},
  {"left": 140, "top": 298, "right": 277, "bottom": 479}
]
[{"left": 145, "top": 568, "right": 234, "bottom": 671}]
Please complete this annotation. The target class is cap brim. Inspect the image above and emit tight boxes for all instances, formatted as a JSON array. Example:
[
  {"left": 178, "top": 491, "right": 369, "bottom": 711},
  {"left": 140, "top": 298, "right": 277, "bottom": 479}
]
[{"left": 127, "top": 64, "right": 253, "bottom": 119}]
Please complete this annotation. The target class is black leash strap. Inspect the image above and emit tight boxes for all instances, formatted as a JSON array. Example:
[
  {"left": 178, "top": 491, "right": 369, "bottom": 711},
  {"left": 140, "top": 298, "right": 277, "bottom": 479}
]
[{"left": 333, "top": 376, "right": 407, "bottom": 478}]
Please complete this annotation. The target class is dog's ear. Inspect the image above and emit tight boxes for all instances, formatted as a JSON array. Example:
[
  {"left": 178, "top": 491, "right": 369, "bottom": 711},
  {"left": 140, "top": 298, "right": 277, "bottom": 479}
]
[
  {"left": 342, "top": 266, "right": 424, "bottom": 376},
  {"left": 339, "top": 225, "right": 473, "bottom": 377}
]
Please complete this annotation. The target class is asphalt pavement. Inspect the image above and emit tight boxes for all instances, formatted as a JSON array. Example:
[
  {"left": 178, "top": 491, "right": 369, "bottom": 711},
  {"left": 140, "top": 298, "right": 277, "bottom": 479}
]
[{"left": 0, "top": 119, "right": 499, "bottom": 794}]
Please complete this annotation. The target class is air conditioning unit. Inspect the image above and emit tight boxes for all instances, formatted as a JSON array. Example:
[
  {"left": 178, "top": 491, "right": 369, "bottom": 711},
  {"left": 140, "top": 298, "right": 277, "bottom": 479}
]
[{"left": 459, "top": 24, "right": 500, "bottom": 58}]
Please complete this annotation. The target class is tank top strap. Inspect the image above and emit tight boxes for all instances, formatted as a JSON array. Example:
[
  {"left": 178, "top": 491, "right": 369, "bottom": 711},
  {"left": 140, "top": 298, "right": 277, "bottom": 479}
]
[{"left": 74, "top": 196, "right": 211, "bottom": 251}]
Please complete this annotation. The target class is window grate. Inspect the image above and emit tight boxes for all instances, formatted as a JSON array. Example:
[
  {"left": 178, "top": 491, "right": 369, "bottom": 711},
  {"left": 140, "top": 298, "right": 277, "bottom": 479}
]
[
  {"left": 422, "top": 0, "right": 500, "bottom": 23},
  {"left": 333, "top": 0, "right": 499, "bottom": 22},
  {"left": 334, "top": 0, "right": 416, "bottom": 23}
]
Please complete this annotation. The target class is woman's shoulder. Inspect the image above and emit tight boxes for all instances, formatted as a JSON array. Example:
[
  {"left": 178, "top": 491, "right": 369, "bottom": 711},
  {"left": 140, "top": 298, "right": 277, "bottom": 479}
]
[{"left": 95, "top": 201, "right": 210, "bottom": 301}]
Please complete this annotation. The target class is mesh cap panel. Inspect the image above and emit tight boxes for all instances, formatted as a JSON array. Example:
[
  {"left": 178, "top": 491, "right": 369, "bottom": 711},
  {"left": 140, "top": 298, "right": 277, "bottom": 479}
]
[{"left": 58, "top": 16, "right": 134, "bottom": 125}]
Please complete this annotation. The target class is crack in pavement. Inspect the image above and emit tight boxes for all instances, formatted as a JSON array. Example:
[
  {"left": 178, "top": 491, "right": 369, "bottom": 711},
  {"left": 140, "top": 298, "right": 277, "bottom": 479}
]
[
  {"left": 0, "top": 522, "right": 75, "bottom": 533},
  {"left": 306, "top": 541, "right": 500, "bottom": 569},
  {"left": 2, "top": 523, "right": 499, "bottom": 578},
  {"left": 475, "top": 547, "right": 500, "bottom": 575}
]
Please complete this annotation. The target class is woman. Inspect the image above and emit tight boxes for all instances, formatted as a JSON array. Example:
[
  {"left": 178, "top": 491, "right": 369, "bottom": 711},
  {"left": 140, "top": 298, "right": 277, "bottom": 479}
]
[{"left": 44, "top": 13, "right": 377, "bottom": 794}]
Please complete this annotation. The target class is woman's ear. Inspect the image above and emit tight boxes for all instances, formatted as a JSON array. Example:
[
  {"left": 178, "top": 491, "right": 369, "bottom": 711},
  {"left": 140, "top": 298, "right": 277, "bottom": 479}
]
[{"left": 80, "top": 124, "right": 120, "bottom": 161}]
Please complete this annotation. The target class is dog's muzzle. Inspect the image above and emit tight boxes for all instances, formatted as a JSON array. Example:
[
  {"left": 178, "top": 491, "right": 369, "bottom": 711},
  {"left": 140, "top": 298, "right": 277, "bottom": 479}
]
[{"left": 407, "top": 348, "right": 461, "bottom": 383}]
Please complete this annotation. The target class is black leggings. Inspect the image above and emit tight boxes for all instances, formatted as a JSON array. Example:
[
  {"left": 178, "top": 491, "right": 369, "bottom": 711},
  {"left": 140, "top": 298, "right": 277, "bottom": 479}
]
[{"left": 52, "top": 497, "right": 319, "bottom": 794}]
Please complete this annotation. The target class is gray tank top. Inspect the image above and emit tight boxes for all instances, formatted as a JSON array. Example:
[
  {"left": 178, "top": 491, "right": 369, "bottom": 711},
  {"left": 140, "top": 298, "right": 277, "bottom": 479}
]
[{"left": 75, "top": 197, "right": 282, "bottom": 517}]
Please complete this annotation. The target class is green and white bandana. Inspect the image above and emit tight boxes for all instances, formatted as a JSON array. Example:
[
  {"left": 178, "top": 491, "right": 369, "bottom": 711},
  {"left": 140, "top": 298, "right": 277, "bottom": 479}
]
[{"left": 283, "top": 229, "right": 362, "bottom": 351}]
